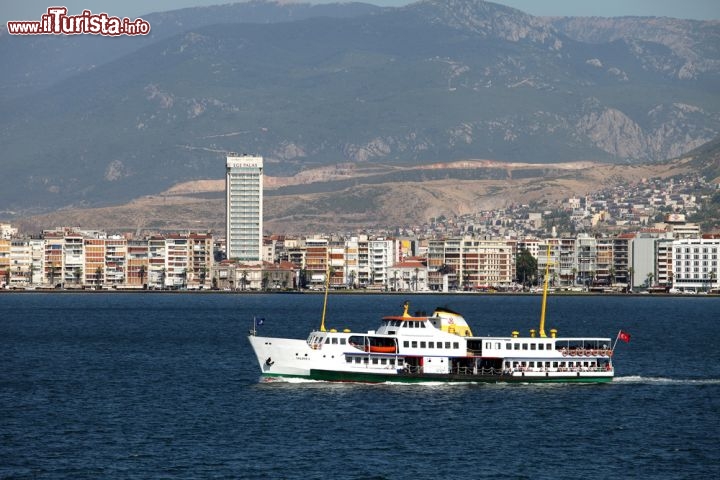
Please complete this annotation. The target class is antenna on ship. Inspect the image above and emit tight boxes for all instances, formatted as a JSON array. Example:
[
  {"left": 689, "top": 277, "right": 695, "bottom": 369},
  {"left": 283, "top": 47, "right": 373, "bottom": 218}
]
[
  {"left": 320, "top": 248, "right": 330, "bottom": 332},
  {"left": 538, "top": 243, "right": 552, "bottom": 338}
]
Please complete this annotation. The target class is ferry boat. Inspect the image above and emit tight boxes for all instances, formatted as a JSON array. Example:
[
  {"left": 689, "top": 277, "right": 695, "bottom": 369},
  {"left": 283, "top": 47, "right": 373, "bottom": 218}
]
[
  {"left": 248, "top": 299, "right": 622, "bottom": 384},
  {"left": 248, "top": 248, "right": 623, "bottom": 384},
  {"left": 248, "top": 303, "right": 616, "bottom": 383}
]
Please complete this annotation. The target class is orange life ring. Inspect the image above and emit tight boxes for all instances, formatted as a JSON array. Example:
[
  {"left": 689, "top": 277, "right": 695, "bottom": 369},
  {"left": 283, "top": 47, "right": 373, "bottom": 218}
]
[
  {"left": 608, "top": 350, "right": 613, "bottom": 357},
  {"left": 562, "top": 349, "right": 568, "bottom": 357}
]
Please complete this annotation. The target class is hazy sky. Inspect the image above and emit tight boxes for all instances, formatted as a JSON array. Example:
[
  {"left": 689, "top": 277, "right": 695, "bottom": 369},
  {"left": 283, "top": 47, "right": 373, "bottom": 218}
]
[{"left": 3, "top": 0, "right": 719, "bottom": 25}]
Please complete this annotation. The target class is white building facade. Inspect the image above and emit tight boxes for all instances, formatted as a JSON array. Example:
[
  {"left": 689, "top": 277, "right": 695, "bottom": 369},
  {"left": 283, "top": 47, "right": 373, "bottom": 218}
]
[
  {"left": 226, "top": 154, "right": 263, "bottom": 262},
  {"left": 672, "top": 237, "right": 720, "bottom": 292}
]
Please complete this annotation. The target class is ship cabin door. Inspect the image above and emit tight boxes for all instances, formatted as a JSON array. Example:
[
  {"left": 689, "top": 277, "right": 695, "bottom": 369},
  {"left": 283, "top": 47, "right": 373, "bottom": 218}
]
[
  {"left": 403, "top": 356, "right": 422, "bottom": 374},
  {"left": 466, "top": 339, "right": 482, "bottom": 356}
]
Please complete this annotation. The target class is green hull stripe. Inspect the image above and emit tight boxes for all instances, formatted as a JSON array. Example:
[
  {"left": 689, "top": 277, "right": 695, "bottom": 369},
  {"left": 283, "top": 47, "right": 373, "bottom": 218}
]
[{"left": 261, "top": 370, "right": 613, "bottom": 384}]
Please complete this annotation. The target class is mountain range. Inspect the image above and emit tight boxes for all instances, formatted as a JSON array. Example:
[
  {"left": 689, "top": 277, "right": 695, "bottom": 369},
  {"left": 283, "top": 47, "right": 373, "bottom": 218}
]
[{"left": 1, "top": 0, "right": 719, "bottom": 223}]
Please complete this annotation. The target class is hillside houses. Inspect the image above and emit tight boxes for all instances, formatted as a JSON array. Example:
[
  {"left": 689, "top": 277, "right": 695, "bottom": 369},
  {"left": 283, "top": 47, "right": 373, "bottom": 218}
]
[{"left": 1, "top": 172, "right": 717, "bottom": 293}]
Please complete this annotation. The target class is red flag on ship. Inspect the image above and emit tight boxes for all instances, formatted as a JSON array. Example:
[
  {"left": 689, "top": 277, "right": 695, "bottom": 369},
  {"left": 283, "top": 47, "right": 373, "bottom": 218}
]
[{"left": 617, "top": 330, "right": 631, "bottom": 343}]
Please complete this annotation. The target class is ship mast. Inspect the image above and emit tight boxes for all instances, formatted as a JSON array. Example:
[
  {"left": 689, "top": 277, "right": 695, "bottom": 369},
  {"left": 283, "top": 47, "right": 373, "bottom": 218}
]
[
  {"left": 538, "top": 243, "right": 551, "bottom": 338},
  {"left": 320, "top": 247, "right": 330, "bottom": 332}
]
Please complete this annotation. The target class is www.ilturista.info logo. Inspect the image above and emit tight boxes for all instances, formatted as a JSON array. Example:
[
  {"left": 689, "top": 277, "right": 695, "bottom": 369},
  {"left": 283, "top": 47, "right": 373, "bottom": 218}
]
[{"left": 7, "top": 7, "right": 151, "bottom": 36}]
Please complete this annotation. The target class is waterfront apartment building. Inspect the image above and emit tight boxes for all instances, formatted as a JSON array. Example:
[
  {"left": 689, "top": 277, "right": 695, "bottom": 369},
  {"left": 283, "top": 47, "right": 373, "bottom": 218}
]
[
  {"left": 1, "top": 230, "right": 212, "bottom": 289},
  {"left": 387, "top": 257, "right": 428, "bottom": 291},
  {"left": 427, "top": 237, "right": 516, "bottom": 291},
  {"left": 672, "top": 237, "right": 720, "bottom": 292},
  {"left": 226, "top": 154, "right": 263, "bottom": 262},
  {"left": 0, "top": 238, "right": 9, "bottom": 280}
]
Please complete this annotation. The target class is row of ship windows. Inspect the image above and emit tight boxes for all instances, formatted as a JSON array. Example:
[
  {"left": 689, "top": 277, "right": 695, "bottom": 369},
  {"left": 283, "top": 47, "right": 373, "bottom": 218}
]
[
  {"left": 386, "top": 320, "right": 427, "bottom": 328},
  {"left": 509, "top": 361, "right": 599, "bottom": 368},
  {"left": 346, "top": 356, "right": 401, "bottom": 366},
  {"left": 495, "top": 342, "right": 555, "bottom": 350},
  {"left": 403, "top": 341, "right": 460, "bottom": 349}
]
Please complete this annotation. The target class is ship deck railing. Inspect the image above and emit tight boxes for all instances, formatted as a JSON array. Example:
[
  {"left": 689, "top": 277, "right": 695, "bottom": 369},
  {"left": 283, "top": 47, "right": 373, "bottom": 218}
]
[
  {"left": 402, "top": 366, "right": 612, "bottom": 376},
  {"left": 403, "top": 366, "right": 505, "bottom": 376}
]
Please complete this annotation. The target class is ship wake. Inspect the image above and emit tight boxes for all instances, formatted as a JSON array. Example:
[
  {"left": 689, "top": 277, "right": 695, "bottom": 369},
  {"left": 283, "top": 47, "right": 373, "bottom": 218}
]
[{"left": 614, "top": 376, "right": 720, "bottom": 385}]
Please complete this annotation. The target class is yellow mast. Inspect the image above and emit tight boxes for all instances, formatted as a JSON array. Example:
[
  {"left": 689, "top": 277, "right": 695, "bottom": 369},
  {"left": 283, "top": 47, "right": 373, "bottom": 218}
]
[
  {"left": 320, "top": 247, "right": 330, "bottom": 332},
  {"left": 538, "top": 243, "right": 551, "bottom": 338}
]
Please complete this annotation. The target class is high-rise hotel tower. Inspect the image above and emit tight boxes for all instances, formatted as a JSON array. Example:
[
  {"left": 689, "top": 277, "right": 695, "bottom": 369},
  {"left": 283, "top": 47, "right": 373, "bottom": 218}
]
[{"left": 225, "top": 154, "right": 263, "bottom": 262}]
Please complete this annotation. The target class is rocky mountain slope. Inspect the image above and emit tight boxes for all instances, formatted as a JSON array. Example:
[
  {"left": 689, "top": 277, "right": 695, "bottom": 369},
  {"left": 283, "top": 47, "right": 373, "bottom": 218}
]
[{"left": 1, "top": 0, "right": 719, "bottom": 218}]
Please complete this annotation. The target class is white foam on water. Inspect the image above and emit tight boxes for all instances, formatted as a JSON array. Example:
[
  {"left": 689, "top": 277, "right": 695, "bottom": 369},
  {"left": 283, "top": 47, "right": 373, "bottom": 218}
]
[{"left": 614, "top": 375, "right": 720, "bottom": 385}]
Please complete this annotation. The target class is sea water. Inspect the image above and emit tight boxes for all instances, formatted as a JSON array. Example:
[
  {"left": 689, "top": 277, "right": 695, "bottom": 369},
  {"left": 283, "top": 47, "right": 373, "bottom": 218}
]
[{"left": 1, "top": 293, "right": 718, "bottom": 479}]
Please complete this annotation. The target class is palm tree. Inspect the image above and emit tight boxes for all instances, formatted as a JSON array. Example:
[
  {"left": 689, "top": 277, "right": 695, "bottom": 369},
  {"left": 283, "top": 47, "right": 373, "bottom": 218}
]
[
  {"left": 199, "top": 267, "right": 208, "bottom": 287},
  {"left": 48, "top": 261, "right": 56, "bottom": 286},
  {"left": 646, "top": 272, "right": 654, "bottom": 288},
  {"left": 413, "top": 267, "right": 419, "bottom": 291},
  {"left": 329, "top": 265, "right": 337, "bottom": 289},
  {"left": 95, "top": 266, "right": 103, "bottom": 287},
  {"left": 138, "top": 265, "right": 146, "bottom": 286},
  {"left": 299, "top": 268, "right": 308, "bottom": 290},
  {"left": 180, "top": 269, "right": 187, "bottom": 289},
  {"left": 241, "top": 270, "right": 249, "bottom": 291},
  {"left": 74, "top": 266, "right": 83, "bottom": 285}
]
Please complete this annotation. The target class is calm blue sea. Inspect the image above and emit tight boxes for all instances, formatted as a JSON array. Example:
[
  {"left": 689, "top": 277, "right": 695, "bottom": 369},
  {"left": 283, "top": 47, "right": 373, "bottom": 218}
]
[{"left": 1, "top": 293, "right": 718, "bottom": 479}]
